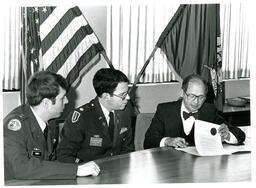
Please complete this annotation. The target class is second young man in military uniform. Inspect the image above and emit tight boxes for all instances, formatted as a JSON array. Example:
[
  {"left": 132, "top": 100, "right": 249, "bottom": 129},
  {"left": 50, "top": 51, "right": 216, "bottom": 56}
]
[{"left": 57, "top": 68, "right": 135, "bottom": 163}]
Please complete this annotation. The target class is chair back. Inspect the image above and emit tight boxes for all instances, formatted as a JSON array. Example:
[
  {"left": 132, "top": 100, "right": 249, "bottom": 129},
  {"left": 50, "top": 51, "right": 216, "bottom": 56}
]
[{"left": 134, "top": 113, "right": 154, "bottom": 150}]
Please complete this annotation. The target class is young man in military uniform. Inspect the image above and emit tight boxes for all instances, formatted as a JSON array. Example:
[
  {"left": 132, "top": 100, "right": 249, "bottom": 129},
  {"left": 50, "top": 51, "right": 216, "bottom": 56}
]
[
  {"left": 4, "top": 71, "right": 100, "bottom": 180},
  {"left": 57, "top": 68, "right": 135, "bottom": 163}
]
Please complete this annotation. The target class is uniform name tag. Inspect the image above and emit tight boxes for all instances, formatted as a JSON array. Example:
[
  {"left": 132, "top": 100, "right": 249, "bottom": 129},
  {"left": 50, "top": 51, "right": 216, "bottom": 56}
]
[
  {"left": 31, "top": 148, "right": 42, "bottom": 157},
  {"left": 90, "top": 136, "right": 103, "bottom": 147}
]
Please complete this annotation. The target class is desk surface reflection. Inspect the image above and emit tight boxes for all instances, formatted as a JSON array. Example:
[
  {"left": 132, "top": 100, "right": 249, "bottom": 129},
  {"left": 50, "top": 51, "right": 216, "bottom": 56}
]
[{"left": 5, "top": 147, "right": 251, "bottom": 185}]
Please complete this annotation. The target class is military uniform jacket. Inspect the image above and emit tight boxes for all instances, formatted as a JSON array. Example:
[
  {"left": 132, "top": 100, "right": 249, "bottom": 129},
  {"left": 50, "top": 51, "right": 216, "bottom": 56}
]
[
  {"left": 144, "top": 100, "right": 246, "bottom": 149},
  {"left": 4, "top": 104, "right": 78, "bottom": 180},
  {"left": 57, "top": 97, "right": 135, "bottom": 163}
]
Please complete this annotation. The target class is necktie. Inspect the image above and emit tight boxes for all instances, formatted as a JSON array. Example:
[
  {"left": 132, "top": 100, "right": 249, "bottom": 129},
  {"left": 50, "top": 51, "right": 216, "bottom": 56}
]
[
  {"left": 109, "top": 112, "right": 115, "bottom": 141},
  {"left": 183, "top": 111, "right": 198, "bottom": 120},
  {"left": 43, "top": 126, "right": 48, "bottom": 141}
]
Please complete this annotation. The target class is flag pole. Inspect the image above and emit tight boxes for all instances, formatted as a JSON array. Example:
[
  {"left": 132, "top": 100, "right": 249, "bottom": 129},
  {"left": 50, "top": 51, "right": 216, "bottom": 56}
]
[
  {"left": 129, "top": 46, "right": 158, "bottom": 93},
  {"left": 101, "top": 51, "right": 114, "bottom": 69},
  {"left": 126, "top": 46, "right": 158, "bottom": 115},
  {"left": 20, "top": 7, "right": 28, "bottom": 105},
  {"left": 79, "top": 8, "right": 114, "bottom": 69}
]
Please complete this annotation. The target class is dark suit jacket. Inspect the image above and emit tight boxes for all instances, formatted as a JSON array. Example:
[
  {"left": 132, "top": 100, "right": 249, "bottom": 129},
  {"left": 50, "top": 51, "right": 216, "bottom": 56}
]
[
  {"left": 144, "top": 100, "right": 246, "bottom": 149},
  {"left": 4, "top": 104, "right": 78, "bottom": 180},
  {"left": 57, "top": 97, "right": 135, "bottom": 163}
]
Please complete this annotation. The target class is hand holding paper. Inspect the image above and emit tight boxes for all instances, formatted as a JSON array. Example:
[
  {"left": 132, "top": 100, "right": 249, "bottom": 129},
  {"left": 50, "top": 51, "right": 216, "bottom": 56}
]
[
  {"left": 176, "top": 120, "right": 250, "bottom": 156},
  {"left": 218, "top": 123, "right": 231, "bottom": 141},
  {"left": 194, "top": 120, "right": 232, "bottom": 156}
]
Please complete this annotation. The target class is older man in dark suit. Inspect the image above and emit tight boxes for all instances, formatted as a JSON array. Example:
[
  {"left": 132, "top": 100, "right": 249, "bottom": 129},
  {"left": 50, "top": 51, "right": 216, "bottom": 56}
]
[{"left": 144, "top": 74, "right": 245, "bottom": 149}]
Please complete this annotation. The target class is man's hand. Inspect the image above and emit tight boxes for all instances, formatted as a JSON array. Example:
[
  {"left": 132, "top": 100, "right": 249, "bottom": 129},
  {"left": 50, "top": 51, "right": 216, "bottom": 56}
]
[
  {"left": 77, "top": 161, "right": 100, "bottom": 177},
  {"left": 218, "top": 123, "right": 230, "bottom": 141},
  {"left": 164, "top": 137, "right": 188, "bottom": 148}
]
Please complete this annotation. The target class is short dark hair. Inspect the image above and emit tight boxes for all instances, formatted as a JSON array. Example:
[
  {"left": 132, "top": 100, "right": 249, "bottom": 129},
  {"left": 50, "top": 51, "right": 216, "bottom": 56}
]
[
  {"left": 26, "top": 71, "right": 69, "bottom": 106},
  {"left": 181, "top": 74, "right": 208, "bottom": 95},
  {"left": 93, "top": 68, "right": 129, "bottom": 97}
]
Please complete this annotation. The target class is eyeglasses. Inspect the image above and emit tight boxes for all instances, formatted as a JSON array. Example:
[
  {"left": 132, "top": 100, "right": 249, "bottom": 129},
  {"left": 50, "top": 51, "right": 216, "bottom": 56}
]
[
  {"left": 112, "top": 92, "right": 129, "bottom": 100},
  {"left": 184, "top": 91, "right": 206, "bottom": 101}
]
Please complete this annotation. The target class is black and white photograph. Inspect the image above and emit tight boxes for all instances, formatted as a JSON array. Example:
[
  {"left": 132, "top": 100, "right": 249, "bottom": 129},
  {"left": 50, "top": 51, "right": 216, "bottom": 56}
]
[{"left": 1, "top": 0, "right": 255, "bottom": 186}]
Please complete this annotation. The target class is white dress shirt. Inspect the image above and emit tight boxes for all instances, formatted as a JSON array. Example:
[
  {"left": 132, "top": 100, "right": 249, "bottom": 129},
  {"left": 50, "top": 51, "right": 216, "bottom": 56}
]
[
  {"left": 180, "top": 102, "right": 196, "bottom": 135},
  {"left": 99, "top": 102, "right": 113, "bottom": 126}
]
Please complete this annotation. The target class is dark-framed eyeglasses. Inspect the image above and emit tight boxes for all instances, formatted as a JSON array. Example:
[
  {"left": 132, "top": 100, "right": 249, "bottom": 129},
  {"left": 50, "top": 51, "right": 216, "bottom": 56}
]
[
  {"left": 184, "top": 91, "right": 206, "bottom": 101},
  {"left": 112, "top": 92, "right": 129, "bottom": 100}
]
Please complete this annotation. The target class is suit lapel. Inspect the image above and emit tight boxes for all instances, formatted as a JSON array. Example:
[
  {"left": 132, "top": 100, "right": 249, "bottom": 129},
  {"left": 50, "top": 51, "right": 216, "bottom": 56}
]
[{"left": 175, "top": 100, "right": 185, "bottom": 135}]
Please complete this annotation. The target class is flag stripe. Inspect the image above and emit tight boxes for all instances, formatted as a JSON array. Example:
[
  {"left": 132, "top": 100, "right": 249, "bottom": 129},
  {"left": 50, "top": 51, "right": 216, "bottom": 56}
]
[
  {"left": 53, "top": 43, "right": 103, "bottom": 80},
  {"left": 40, "top": 7, "right": 71, "bottom": 40},
  {"left": 42, "top": 18, "right": 93, "bottom": 57},
  {"left": 65, "top": 43, "right": 103, "bottom": 83},
  {"left": 38, "top": 7, "right": 55, "bottom": 25},
  {"left": 42, "top": 15, "right": 95, "bottom": 68},
  {"left": 41, "top": 9, "right": 85, "bottom": 55},
  {"left": 57, "top": 42, "right": 102, "bottom": 77},
  {"left": 45, "top": 28, "right": 99, "bottom": 73}
]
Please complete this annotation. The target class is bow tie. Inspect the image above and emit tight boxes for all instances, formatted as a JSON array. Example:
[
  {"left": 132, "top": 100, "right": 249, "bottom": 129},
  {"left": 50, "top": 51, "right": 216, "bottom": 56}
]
[{"left": 183, "top": 111, "right": 198, "bottom": 120}]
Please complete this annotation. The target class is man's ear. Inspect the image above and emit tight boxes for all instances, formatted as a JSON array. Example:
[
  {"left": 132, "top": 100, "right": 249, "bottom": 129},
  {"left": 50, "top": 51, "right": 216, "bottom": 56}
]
[
  {"left": 180, "top": 89, "right": 185, "bottom": 98},
  {"left": 101, "top": 92, "right": 110, "bottom": 100},
  {"left": 42, "top": 98, "right": 51, "bottom": 109}
]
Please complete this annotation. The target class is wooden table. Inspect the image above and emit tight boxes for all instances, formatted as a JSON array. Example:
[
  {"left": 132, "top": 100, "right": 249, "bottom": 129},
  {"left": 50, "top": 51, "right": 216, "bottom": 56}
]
[{"left": 5, "top": 147, "right": 251, "bottom": 185}]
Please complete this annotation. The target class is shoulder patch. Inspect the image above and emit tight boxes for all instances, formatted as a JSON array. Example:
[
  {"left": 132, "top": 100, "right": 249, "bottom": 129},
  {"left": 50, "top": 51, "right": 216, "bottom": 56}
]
[
  {"left": 71, "top": 111, "right": 81, "bottom": 123},
  {"left": 7, "top": 119, "right": 22, "bottom": 131}
]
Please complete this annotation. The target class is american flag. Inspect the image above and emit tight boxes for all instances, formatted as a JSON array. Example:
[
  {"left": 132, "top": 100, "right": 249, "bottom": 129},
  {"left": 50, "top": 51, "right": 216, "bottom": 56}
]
[{"left": 21, "top": 6, "right": 106, "bottom": 100}]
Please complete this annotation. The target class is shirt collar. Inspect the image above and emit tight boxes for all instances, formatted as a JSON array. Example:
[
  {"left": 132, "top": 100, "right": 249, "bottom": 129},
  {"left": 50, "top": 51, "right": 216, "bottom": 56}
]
[
  {"left": 30, "top": 106, "right": 47, "bottom": 131},
  {"left": 99, "top": 101, "right": 113, "bottom": 122},
  {"left": 181, "top": 101, "right": 195, "bottom": 135},
  {"left": 181, "top": 101, "right": 189, "bottom": 114}
]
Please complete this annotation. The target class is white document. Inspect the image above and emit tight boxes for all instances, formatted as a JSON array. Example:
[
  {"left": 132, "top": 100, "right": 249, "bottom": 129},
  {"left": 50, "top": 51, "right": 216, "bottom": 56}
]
[
  {"left": 176, "top": 120, "right": 250, "bottom": 156},
  {"left": 194, "top": 120, "right": 232, "bottom": 156}
]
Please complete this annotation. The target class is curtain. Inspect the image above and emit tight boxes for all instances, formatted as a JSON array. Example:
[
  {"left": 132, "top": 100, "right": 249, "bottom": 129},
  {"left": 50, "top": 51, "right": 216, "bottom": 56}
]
[
  {"left": 220, "top": 3, "right": 250, "bottom": 79},
  {"left": 2, "top": 7, "right": 22, "bottom": 90},
  {"left": 106, "top": 4, "right": 180, "bottom": 83}
]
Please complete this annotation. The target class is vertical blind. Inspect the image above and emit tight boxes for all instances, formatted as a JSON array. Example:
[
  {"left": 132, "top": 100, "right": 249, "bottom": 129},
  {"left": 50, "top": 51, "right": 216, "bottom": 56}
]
[
  {"left": 2, "top": 7, "right": 21, "bottom": 90},
  {"left": 106, "top": 4, "right": 180, "bottom": 83},
  {"left": 220, "top": 3, "right": 251, "bottom": 79}
]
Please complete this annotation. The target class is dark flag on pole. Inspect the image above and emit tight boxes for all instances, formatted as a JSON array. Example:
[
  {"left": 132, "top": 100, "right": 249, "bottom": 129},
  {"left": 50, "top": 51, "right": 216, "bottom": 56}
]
[
  {"left": 132, "top": 4, "right": 222, "bottom": 106},
  {"left": 156, "top": 4, "right": 221, "bottom": 85},
  {"left": 20, "top": 6, "right": 109, "bottom": 104}
]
